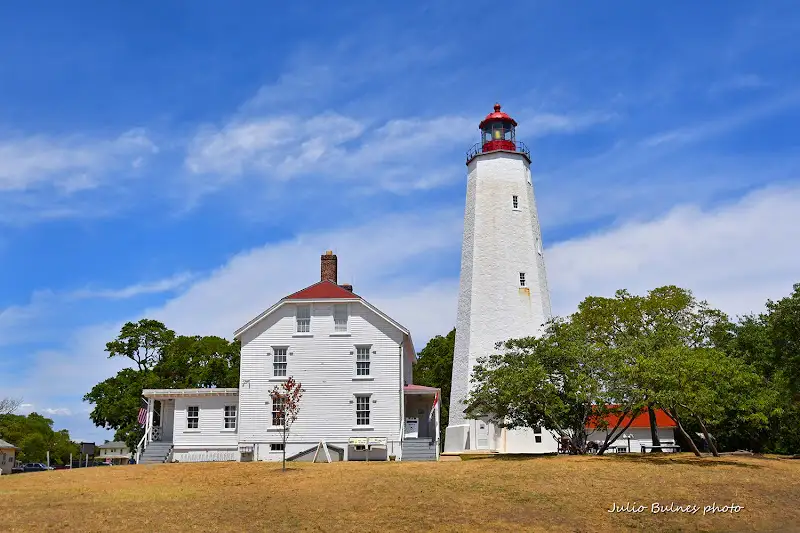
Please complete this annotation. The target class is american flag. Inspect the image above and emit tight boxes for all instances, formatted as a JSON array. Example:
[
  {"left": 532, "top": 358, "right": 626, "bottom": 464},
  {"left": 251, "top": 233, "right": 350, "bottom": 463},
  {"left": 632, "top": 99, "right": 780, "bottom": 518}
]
[
  {"left": 429, "top": 390, "right": 439, "bottom": 422},
  {"left": 137, "top": 405, "right": 147, "bottom": 426}
]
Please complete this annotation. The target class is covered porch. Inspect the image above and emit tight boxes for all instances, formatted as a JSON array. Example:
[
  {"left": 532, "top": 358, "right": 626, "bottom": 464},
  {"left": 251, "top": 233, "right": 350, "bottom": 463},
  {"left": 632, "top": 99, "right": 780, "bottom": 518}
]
[
  {"left": 136, "top": 387, "right": 239, "bottom": 464},
  {"left": 402, "top": 384, "right": 440, "bottom": 461}
]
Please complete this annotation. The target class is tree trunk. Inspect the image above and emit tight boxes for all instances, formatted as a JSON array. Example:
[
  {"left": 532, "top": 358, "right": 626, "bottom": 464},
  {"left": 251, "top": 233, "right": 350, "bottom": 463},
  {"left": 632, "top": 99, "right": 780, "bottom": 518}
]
[
  {"left": 598, "top": 410, "right": 638, "bottom": 456},
  {"left": 647, "top": 403, "right": 662, "bottom": 452},
  {"left": 695, "top": 415, "right": 719, "bottom": 457},
  {"left": 282, "top": 427, "right": 287, "bottom": 472},
  {"left": 669, "top": 408, "right": 701, "bottom": 457}
]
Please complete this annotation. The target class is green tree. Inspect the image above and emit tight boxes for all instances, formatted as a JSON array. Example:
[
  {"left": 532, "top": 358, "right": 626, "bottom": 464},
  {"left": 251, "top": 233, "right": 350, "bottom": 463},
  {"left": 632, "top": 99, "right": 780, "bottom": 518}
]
[
  {"left": 84, "top": 368, "right": 161, "bottom": 450},
  {"left": 156, "top": 335, "right": 240, "bottom": 388},
  {"left": 0, "top": 412, "right": 79, "bottom": 464},
  {"left": 716, "top": 284, "right": 800, "bottom": 454},
  {"left": 413, "top": 328, "right": 455, "bottom": 442},
  {"left": 466, "top": 317, "right": 642, "bottom": 454},
  {"left": 106, "top": 318, "right": 176, "bottom": 371},
  {"left": 84, "top": 320, "right": 241, "bottom": 450},
  {"left": 579, "top": 285, "right": 733, "bottom": 452},
  {"left": 636, "top": 345, "right": 767, "bottom": 457}
]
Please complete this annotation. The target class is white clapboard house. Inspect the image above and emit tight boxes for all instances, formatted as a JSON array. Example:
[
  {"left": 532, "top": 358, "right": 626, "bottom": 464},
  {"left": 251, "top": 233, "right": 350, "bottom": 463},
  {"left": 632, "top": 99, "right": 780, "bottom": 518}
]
[{"left": 136, "top": 252, "right": 440, "bottom": 464}]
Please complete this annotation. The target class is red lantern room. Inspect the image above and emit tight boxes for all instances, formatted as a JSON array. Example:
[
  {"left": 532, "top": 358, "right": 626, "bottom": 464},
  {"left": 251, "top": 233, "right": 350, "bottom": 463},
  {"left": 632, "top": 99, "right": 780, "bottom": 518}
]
[
  {"left": 467, "top": 103, "right": 530, "bottom": 164},
  {"left": 479, "top": 103, "right": 517, "bottom": 152}
]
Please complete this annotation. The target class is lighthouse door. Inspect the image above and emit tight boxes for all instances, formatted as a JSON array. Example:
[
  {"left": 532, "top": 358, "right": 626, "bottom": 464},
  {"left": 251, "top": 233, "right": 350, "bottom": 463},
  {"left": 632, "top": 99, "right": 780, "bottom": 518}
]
[{"left": 476, "top": 420, "right": 490, "bottom": 449}]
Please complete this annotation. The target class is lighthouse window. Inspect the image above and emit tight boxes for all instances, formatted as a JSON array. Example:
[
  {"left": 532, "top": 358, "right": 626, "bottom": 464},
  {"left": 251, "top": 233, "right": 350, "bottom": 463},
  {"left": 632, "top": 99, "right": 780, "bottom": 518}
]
[
  {"left": 512, "top": 195, "right": 519, "bottom": 209},
  {"left": 519, "top": 272, "right": 526, "bottom": 287}
]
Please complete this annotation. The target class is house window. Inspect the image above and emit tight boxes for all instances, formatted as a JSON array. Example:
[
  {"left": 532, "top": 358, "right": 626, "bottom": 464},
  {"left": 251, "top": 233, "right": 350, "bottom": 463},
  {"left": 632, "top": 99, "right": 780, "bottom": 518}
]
[
  {"left": 296, "top": 305, "right": 311, "bottom": 333},
  {"left": 519, "top": 272, "right": 526, "bottom": 287},
  {"left": 534, "top": 425, "right": 542, "bottom": 443},
  {"left": 356, "top": 395, "right": 370, "bottom": 426},
  {"left": 187, "top": 406, "right": 199, "bottom": 429},
  {"left": 272, "top": 397, "right": 285, "bottom": 427},
  {"left": 512, "top": 195, "right": 519, "bottom": 209},
  {"left": 273, "top": 347, "right": 287, "bottom": 377},
  {"left": 356, "top": 346, "right": 371, "bottom": 376},
  {"left": 224, "top": 405, "right": 237, "bottom": 429},
  {"left": 270, "top": 443, "right": 284, "bottom": 451},
  {"left": 334, "top": 304, "right": 348, "bottom": 332}
]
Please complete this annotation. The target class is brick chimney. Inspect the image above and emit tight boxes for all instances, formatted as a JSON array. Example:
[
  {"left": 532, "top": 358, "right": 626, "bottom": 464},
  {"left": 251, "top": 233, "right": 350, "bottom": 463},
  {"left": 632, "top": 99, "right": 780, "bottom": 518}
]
[{"left": 321, "top": 251, "right": 337, "bottom": 284}]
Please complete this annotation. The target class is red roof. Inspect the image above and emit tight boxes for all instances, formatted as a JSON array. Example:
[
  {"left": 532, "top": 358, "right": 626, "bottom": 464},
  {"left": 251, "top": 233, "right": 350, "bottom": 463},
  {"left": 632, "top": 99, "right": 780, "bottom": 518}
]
[
  {"left": 587, "top": 408, "right": 676, "bottom": 429},
  {"left": 479, "top": 103, "right": 518, "bottom": 128},
  {"left": 284, "top": 280, "right": 359, "bottom": 300}
]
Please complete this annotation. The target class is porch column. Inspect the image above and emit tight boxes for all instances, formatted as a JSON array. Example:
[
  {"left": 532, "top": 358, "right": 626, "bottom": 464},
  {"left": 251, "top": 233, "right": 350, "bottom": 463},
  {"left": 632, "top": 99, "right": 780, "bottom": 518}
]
[
  {"left": 435, "top": 392, "right": 441, "bottom": 461},
  {"left": 146, "top": 398, "right": 154, "bottom": 444}
]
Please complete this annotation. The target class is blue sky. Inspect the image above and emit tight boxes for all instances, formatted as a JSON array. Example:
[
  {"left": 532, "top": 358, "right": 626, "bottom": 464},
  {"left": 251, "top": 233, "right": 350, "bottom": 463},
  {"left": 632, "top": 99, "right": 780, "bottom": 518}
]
[{"left": 1, "top": 1, "right": 799, "bottom": 442}]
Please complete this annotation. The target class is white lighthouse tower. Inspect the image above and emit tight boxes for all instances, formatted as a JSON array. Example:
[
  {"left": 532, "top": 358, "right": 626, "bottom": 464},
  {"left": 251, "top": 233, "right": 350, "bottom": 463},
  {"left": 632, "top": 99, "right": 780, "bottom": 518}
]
[{"left": 444, "top": 104, "right": 555, "bottom": 454}]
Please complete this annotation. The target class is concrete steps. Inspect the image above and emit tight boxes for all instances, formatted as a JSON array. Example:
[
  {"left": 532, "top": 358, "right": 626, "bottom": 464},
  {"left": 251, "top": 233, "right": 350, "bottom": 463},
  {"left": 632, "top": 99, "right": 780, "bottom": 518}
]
[
  {"left": 402, "top": 439, "right": 437, "bottom": 462},
  {"left": 140, "top": 442, "right": 173, "bottom": 464}
]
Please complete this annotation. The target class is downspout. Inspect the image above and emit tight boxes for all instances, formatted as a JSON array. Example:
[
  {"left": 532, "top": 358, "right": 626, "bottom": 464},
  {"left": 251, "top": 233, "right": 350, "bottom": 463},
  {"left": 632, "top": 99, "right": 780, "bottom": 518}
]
[
  {"left": 399, "top": 338, "right": 405, "bottom": 460},
  {"left": 436, "top": 389, "right": 441, "bottom": 461}
]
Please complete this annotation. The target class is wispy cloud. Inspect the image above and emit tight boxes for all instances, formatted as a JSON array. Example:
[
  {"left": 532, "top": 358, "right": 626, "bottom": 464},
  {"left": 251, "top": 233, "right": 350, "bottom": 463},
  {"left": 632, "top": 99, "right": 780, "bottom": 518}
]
[
  {"left": 0, "top": 273, "right": 194, "bottom": 347},
  {"left": 0, "top": 128, "right": 160, "bottom": 226},
  {"left": 71, "top": 273, "right": 194, "bottom": 300},
  {"left": 639, "top": 91, "right": 800, "bottom": 148},
  {"left": 708, "top": 74, "right": 770, "bottom": 95},
  {"left": 0, "top": 128, "right": 157, "bottom": 193}
]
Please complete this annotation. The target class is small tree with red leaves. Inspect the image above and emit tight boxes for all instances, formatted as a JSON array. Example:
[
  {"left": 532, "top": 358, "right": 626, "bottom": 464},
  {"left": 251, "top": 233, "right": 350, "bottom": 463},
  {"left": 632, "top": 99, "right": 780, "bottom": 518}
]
[{"left": 270, "top": 376, "right": 304, "bottom": 471}]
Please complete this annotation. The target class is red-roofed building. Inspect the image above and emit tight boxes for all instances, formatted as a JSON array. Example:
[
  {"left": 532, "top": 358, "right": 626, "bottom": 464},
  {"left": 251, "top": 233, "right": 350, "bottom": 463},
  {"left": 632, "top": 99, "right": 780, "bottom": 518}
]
[
  {"left": 586, "top": 408, "right": 679, "bottom": 453},
  {"left": 136, "top": 251, "right": 440, "bottom": 464}
]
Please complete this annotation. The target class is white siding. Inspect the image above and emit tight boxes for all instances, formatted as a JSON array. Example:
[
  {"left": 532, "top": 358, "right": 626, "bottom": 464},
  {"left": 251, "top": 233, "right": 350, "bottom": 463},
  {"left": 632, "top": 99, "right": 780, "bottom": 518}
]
[
  {"left": 238, "top": 300, "right": 404, "bottom": 451},
  {"left": 0, "top": 449, "right": 14, "bottom": 475},
  {"left": 172, "top": 396, "right": 239, "bottom": 449}
]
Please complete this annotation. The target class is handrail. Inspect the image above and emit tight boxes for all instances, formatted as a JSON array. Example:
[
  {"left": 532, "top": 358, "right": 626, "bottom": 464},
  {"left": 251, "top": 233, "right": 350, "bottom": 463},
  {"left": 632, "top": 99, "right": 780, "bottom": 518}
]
[
  {"left": 466, "top": 140, "right": 531, "bottom": 164},
  {"left": 135, "top": 433, "right": 146, "bottom": 464}
]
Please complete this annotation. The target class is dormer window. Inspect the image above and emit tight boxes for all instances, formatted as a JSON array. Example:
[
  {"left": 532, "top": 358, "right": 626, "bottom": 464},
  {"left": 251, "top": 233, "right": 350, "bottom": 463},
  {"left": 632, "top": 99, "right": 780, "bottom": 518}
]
[
  {"left": 334, "top": 304, "right": 348, "bottom": 332},
  {"left": 296, "top": 305, "right": 311, "bottom": 333}
]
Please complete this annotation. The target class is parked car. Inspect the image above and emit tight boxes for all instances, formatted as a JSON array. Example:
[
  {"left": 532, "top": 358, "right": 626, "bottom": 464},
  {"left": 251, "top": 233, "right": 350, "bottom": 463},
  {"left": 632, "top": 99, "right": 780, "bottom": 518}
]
[{"left": 22, "top": 463, "right": 53, "bottom": 472}]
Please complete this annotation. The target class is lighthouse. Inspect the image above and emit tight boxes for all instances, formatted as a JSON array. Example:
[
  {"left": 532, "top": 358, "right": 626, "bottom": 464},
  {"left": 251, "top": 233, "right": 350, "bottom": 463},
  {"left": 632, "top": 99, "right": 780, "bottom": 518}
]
[{"left": 444, "top": 104, "right": 556, "bottom": 454}]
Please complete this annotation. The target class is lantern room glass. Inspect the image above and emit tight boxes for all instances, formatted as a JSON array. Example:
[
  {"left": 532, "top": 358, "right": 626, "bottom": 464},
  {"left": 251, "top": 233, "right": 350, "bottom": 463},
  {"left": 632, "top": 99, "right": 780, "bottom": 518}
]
[{"left": 482, "top": 121, "right": 515, "bottom": 144}]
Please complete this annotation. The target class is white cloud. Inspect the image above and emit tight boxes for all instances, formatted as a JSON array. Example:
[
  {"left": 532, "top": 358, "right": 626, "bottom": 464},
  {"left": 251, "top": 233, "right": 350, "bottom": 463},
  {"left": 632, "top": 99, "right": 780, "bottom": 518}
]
[
  {"left": 41, "top": 407, "right": 73, "bottom": 416},
  {"left": 547, "top": 185, "right": 800, "bottom": 318},
  {"left": 71, "top": 273, "right": 194, "bottom": 300},
  {"left": 0, "top": 274, "right": 195, "bottom": 346},
  {"left": 147, "top": 209, "right": 463, "bottom": 342},
  {"left": 519, "top": 111, "right": 617, "bottom": 138},
  {"left": 639, "top": 91, "right": 800, "bottom": 149},
  {"left": 184, "top": 106, "right": 614, "bottom": 200},
  {"left": 0, "top": 128, "right": 157, "bottom": 192}
]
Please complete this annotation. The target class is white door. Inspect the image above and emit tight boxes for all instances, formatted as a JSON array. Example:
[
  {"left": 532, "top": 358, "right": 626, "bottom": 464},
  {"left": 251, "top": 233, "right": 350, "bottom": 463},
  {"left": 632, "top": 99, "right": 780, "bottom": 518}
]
[{"left": 476, "top": 420, "right": 489, "bottom": 449}]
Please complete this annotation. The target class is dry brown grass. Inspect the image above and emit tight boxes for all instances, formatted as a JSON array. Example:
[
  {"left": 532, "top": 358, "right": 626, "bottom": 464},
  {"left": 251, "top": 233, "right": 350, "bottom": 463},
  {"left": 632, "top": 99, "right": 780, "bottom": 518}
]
[{"left": 1, "top": 454, "right": 799, "bottom": 532}]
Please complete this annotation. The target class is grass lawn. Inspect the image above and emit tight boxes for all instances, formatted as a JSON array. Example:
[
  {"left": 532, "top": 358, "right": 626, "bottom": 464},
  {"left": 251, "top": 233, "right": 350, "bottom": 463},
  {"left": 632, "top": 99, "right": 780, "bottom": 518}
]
[{"left": 1, "top": 454, "right": 798, "bottom": 532}]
